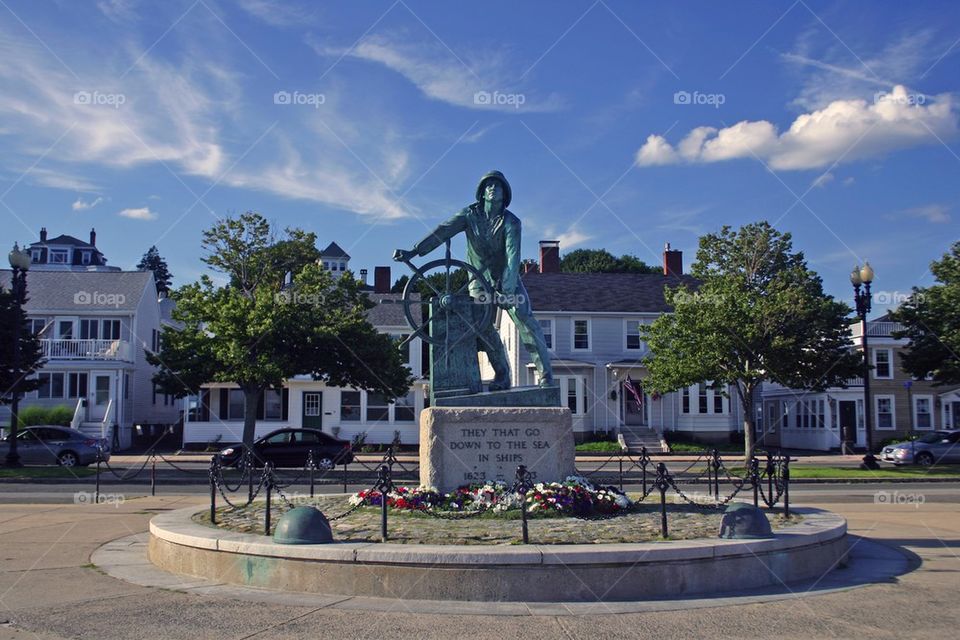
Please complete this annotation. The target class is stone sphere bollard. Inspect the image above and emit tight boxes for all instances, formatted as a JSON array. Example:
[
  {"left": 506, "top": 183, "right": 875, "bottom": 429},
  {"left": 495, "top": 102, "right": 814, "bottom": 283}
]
[
  {"left": 718, "top": 503, "right": 774, "bottom": 539},
  {"left": 273, "top": 507, "right": 334, "bottom": 545}
]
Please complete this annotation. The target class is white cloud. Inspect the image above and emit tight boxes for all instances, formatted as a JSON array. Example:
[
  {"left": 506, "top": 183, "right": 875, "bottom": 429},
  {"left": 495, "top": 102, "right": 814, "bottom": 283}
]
[
  {"left": 636, "top": 86, "right": 958, "bottom": 170},
  {"left": 317, "top": 35, "right": 561, "bottom": 113},
  {"left": 811, "top": 172, "right": 834, "bottom": 188},
  {"left": 97, "top": 0, "right": 137, "bottom": 22},
  {"left": 785, "top": 31, "right": 938, "bottom": 110},
  {"left": 553, "top": 227, "right": 592, "bottom": 250},
  {"left": 635, "top": 134, "right": 678, "bottom": 166},
  {"left": 72, "top": 196, "right": 104, "bottom": 211},
  {"left": 237, "top": 0, "right": 315, "bottom": 27},
  {"left": 118, "top": 206, "right": 157, "bottom": 220},
  {"left": 25, "top": 168, "right": 100, "bottom": 192},
  {"left": 905, "top": 204, "right": 951, "bottom": 224},
  {"left": 0, "top": 24, "right": 414, "bottom": 220}
]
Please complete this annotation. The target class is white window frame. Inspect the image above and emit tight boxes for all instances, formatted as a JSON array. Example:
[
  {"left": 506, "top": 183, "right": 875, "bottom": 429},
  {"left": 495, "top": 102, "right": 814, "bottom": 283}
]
[
  {"left": 872, "top": 348, "right": 893, "bottom": 380},
  {"left": 875, "top": 394, "right": 896, "bottom": 430},
  {"left": 571, "top": 318, "right": 592, "bottom": 352},
  {"left": 913, "top": 394, "right": 934, "bottom": 430},
  {"left": 48, "top": 248, "right": 68, "bottom": 264},
  {"left": 80, "top": 251, "right": 92, "bottom": 265},
  {"left": 538, "top": 317, "right": 555, "bottom": 352},
  {"left": 557, "top": 375, "right": 586, "bottom": 416},
  {"left": 30, "top": 248, "right": 42, "bottom": 263},
  {"left": 624, "top": 319, "right": 643, "bottom": 351}
]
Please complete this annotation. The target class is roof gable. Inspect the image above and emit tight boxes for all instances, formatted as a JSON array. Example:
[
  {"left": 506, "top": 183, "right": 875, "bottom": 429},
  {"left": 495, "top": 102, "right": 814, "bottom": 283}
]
[{"left": 320, "top": 241, "right": 350, "bottom": 259}]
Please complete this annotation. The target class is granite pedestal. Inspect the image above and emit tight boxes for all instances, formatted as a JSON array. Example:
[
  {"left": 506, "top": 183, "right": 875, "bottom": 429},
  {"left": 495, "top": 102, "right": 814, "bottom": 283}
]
[{"left": 419, "top": 406, "right": 574, "bottom": 492}]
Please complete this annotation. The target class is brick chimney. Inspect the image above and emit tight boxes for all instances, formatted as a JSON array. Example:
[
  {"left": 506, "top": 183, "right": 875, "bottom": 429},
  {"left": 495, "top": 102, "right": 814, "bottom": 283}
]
[
  {"left": 374, "top": 266, "right": 391, "bottom": 293},
  {"left": 39, "top": 227, "right": 47, "bottom": 242},
  {"left": 359, "top": 268, "right": 368, "bottom": 286},
  {"left": 539, "top": 240, "right": 560, "bottom": 274},
  {"left": 89, "top": 228, "right": 97, "bottom": 246},
  {"left": 663, "top": 242, "right": 682, "bottom": 276},
  {"left": 522, "top": 260, "right": 538, "bottom": 274}
]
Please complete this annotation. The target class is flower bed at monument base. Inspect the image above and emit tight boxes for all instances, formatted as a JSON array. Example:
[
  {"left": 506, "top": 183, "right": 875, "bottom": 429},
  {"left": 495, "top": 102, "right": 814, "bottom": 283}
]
[
  {"left": 348, "top": 476, "right": 632, "bottom": 517},
  {"left": 198, "top": 486, "right": 801, "bottom": 545}
]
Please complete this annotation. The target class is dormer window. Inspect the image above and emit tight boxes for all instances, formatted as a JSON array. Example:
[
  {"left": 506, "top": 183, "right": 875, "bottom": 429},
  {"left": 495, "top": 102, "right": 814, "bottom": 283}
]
[
  {"left": 48, "top": 249, "right": 68, "bottom": 264},
  {"left": 80, "top": 251, "right": 92, "bottom": 265},
  {"left": 30, "top": 248, "right": 42, "bottom": 262}
]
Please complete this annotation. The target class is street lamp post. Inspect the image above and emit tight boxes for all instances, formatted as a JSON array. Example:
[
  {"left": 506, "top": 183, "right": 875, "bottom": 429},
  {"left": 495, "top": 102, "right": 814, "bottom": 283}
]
[
  {"left": 5, "top": 243, "right": 31, "bottom": 468},
  {"left": 851, "top": 262, "right": 879, "bottom": 470}
]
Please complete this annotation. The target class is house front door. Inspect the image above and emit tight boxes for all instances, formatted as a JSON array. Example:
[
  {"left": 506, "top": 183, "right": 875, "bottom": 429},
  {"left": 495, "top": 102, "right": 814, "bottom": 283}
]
[
  {"left": 623, "top": 384, "right": 647, "bottom": 426},
  {"left": 88, "top": 374, "right": 112, "bottom": 422},
  {"left": 302, "top": 392, "right": 323, "bottom": 429},
  {"left": 839, "top": 401, "right": 857, "bottom": 451}
]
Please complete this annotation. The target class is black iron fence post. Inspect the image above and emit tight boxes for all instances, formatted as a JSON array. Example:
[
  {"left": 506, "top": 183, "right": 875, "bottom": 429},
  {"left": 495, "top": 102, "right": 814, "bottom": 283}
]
[
  {"left": 641, "top": 446, "right": 649, "bottom": 496},
  {"left": 307, "top": 450, "right": 315, "bottom": 499},
  {"left": 378, "top": 464, "right": 391, "bottom": 542},
  {"left": 655, "top": 463, "right": 670, "bottom": 539},
  {"left": 209, "top": 455, "right": 218, "bottom": 525},
  {"left": 750, "top": 456, "right": 760, "bottom": 508},
  {"left": 247, "top": 448, "right": 255, "bottom": 503},
  {"left": 342, "top": 461, "right": 348, "bottom": 494},
  {"left": 711, "top": 448, "right": 721, "bottom": 500},
  {"left": 782, "top": 455, "right": 791, "bottom": 518},
  {"left": 515, "top": 465, "right": 530, "bottom": 544},
  {"left": 264, "top": 463, "right": 273, "bottom": 536},
  {"left": 95, "top": 447, "right": 102, "bottom": 505},
  {"left": 150, "top": 454, "right": 157, "bottom": 497},
  {"left": 765, "top": 452, "right": 774, "bottom": 510}
]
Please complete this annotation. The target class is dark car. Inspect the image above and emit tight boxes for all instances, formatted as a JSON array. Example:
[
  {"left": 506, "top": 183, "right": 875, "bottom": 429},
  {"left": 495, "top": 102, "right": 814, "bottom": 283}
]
[
  {"left": 0, "top": 425, "right": 109, "bottom": 467},
  {"left": 217, "top": 428, "right": 353, "bottom": 470}
]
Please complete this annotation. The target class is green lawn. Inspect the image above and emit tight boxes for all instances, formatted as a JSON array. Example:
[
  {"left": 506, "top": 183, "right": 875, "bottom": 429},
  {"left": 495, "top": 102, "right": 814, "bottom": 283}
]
[
  {"left": 575, "top": 441, "right": 624, "bottom": 453},
  {"left": 667, "top": 441, "right": 763, "bottom": 455},
  {"left": 728, "top": 465, "right": 960, "bottom": 479},
  {"left": 0, "top": 466, "right": 98, "bottom": 479}
]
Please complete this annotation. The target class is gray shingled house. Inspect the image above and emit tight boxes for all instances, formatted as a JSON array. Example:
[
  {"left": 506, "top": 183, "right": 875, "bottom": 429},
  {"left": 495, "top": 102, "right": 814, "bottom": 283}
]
[{"left": 490, "top": 242, "right": 744, "bottom": 447}]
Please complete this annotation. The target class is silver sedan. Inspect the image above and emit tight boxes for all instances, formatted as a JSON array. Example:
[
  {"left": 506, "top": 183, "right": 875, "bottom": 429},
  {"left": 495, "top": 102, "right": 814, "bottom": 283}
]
[
  {"left": 880, "top": 430, "right": 960, "bottom": 466},
  {"left": 0, "top": 425, "right": 109, "bottom": 467}
]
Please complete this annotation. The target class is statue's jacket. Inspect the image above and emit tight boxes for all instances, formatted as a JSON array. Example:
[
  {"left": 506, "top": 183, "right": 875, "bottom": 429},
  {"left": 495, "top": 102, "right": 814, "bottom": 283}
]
[{"left": 412, "top": 203, "right": 523, "bottom": 300}]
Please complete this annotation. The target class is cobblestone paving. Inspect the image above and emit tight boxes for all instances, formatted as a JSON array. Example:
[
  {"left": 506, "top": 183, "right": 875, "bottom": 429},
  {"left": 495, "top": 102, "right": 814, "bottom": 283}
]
[{"left": 196, "top": 495, "right": 800, "bottom": 544}]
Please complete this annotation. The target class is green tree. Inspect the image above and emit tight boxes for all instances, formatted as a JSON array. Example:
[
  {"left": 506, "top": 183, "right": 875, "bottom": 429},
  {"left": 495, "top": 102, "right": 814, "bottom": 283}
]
[
  {"left": 641, "top": 222, "right": 862, "bottom": 462},
  {"left": 137, "top": 245, "right": 174, "bottom": 294},
  {"left": 891, "top": 242, "right": 960, "bottom": 384},
  {"left": 560, "top": 248, "right": 659, "bottom": 274},
  {"left": 0, "top": 285, "right": 44, "bottom": 421},
  {"left": 148, "top": 212, "right": 413, "bottom": 449}
]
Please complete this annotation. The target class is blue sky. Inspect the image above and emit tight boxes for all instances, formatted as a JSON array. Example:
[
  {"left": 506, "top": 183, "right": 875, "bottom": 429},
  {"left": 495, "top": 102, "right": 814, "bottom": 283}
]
[{"left": 1, "top": 0, "right": 958, "bottom": 311}]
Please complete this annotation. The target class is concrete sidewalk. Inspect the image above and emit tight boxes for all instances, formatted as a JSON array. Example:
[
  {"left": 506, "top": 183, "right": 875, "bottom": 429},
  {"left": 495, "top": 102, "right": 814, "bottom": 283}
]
[{"left": 0, "top": 492, "right": 959, "bottom": 638}]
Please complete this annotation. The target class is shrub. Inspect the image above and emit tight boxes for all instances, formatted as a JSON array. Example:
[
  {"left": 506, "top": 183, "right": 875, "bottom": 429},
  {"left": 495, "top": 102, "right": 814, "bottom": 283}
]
[{"left": 16, "top": 405, "right": 73, "bottom": 427}]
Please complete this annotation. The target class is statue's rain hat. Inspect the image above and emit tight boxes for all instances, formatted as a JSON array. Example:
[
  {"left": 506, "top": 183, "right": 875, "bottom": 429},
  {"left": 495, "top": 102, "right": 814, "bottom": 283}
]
[{"left": 476, "top": 170, "right": 512, "bottom": 207}]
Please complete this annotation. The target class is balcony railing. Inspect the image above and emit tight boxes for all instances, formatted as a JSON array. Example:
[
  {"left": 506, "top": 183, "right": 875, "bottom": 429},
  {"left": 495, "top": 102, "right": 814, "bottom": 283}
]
[{"left": 40, "top": 339, "right": 132, "bottom": 361}]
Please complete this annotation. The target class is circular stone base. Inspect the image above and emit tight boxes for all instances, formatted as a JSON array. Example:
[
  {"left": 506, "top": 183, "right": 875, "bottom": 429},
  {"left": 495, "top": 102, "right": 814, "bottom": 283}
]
[{"left": 147, "top": 505, "right": 849, "bottom": 603}]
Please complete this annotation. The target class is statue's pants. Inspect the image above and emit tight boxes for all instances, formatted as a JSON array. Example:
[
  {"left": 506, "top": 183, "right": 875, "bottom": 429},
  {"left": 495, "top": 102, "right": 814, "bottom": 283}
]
[{"left": 474, "top": 281, "right": 553, "bottom": 386}]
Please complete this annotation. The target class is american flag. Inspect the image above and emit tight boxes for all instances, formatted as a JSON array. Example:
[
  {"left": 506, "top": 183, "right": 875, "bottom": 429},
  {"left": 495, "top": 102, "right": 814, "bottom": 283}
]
[{"left": 624, "top": 375, "right": 644, "bottom": 408}]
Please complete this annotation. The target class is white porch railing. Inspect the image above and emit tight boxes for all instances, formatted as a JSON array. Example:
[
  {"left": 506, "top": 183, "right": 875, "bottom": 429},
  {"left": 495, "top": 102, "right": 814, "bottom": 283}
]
[
  {"left": 70, "top": 398, "right": 84, "bottom": 430},
  {"left": 101, "top": 398, "right": 114, "bottom": 442},
  {"left": 40, "top": 339, "right": 132, "bottom": 361}
]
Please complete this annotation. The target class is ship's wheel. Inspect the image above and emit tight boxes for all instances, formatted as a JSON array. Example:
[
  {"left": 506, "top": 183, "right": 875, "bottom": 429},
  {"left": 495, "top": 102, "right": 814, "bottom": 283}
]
[{"left": 398, "top": 243, "right": 495, "bottom": 349}]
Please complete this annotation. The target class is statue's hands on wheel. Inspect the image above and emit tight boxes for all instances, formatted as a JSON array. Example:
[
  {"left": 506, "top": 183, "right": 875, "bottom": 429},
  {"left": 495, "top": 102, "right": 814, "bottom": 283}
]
[{"left": 393, "top": 249, "right": 416, "bottom": 262}]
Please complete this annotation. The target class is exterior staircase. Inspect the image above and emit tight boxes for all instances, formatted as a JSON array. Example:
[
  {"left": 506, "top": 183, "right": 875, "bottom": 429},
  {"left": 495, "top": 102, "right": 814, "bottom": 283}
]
[{"left": 618, "top": 426, "right": 666, "bottom": 453}]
